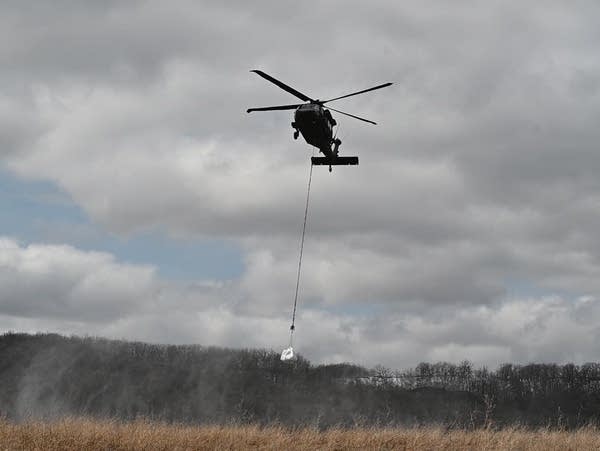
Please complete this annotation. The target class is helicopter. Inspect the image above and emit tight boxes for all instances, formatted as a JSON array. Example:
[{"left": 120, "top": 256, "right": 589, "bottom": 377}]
[{"left": 247, "top": 70, "right": 392, "bottom": 172}]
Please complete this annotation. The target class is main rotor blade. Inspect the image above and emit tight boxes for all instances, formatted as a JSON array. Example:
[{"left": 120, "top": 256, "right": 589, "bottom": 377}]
[
  {"left": 250, "top": 70, "right": 313, "bottom": 102},
  {"left": 322, "top": 82, "right": 393, "bottom": 104},
  {"left": 327, "top": 106, "right": 377, "bottom": 125},
  {"left": 247, "top": 104, "right": 302, "bottom": 113}
]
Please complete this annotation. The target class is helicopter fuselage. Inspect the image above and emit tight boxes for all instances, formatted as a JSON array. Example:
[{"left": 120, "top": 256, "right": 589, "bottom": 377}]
[
  {"left": 292, "top": 103, "right": 336, "bottom": 157},
  {"left": 247, "top": 69, "right": 392, "bottom": 169}
]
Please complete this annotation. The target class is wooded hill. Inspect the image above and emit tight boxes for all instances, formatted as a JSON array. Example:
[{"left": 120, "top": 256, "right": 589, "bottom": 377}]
[{"left": 1, "top": 333, "right": 599, "bottom": 428}]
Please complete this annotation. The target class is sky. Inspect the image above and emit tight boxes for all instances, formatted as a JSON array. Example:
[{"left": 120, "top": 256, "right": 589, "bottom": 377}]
[{"left": 2, "top": 0, "right": 600, "bottom": 369}]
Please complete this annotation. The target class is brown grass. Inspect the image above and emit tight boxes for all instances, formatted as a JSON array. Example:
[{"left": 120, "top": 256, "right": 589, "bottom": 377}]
[{"left": 1, "top": 418, "right": 599, "bottom": 450}]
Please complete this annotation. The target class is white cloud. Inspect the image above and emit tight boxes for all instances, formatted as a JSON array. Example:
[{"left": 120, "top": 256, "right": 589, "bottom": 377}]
[
  {"left": 2, "top": 237, "right": 600, "bottom": 368},
  {"left": 2, "top": 1, "right": 600, "bottom": 367},
  {"left": 0, "top": 237, "right": 157, "bottom": 321}
]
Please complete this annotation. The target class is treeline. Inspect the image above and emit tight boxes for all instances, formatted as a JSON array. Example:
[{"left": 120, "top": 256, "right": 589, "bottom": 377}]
[
  {"left": 370, "top": 361, "right": 600, "bottom": 427},
  {"left": 0, "top": 333, "right": 599, "bottom": 428}
]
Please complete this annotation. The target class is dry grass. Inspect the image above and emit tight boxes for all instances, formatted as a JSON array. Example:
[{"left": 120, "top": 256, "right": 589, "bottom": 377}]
[{"left": 1, "top": 418, "right": 600, "bottom": 450}]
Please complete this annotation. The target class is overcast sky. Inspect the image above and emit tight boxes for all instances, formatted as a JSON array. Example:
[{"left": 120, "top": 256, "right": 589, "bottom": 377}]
[{"left": 2, "top": 1, "right": 600, "bottom": 369}]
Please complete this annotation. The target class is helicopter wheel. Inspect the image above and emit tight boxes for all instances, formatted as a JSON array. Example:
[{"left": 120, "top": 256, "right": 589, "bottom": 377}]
[{"left": 293, "top": 130, "right": 299, "bottom": 140}]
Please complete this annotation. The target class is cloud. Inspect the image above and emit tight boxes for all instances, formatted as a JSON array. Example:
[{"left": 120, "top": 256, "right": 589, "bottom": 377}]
[
  {"left": 2, "top": 237, "right": 600, "bottom": 367},
  {"left": 2, "top": 2, "right": 600, "bottom": 367},
  {"left": 0, "top": 237, "right": 158, "bottom": 321}
]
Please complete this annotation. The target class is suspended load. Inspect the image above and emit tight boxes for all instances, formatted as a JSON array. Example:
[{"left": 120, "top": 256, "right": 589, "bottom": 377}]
[{"left": 280, "top": 347, "right": 294, "bottom": 361}]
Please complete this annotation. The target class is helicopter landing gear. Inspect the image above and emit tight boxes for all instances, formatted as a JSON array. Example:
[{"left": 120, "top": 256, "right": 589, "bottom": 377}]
[
  {"left": 293, "top": 130, "right": 299, "bottom": 140},
  {"left": 332, "top": 138, "right": 342, "bottom": 156},
  {"left": 328, "top": 138, "right": 342, "bottom": 172}
]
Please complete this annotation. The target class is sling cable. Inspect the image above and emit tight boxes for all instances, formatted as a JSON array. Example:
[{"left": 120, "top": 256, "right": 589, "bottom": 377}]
[{"left": 281, "top": 160, "right": 314, "bottom": 361}]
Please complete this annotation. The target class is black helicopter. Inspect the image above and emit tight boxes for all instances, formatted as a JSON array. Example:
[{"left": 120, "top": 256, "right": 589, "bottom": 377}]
[{"left": 247, "top": 70, "right": 392, "bottom": 172}]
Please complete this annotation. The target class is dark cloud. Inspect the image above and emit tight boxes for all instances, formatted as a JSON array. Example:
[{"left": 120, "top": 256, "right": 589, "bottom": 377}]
[{"left": 2, "top": 1, "right": 600, "bottom": 366}]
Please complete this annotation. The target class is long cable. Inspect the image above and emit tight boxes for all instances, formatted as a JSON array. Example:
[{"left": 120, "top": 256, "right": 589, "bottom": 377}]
[{"left": 289, "top": 159, "right": 314, "bottom": 346}]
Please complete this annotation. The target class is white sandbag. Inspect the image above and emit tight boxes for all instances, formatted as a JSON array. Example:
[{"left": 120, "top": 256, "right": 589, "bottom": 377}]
[{"left": 280, "top": 346, "right": 294, "bottom": 361}]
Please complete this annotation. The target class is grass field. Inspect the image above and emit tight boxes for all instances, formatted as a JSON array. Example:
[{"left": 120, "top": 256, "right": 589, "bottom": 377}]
[{"left": 1, "top": 418, "right": 599, "bottom": 450}]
